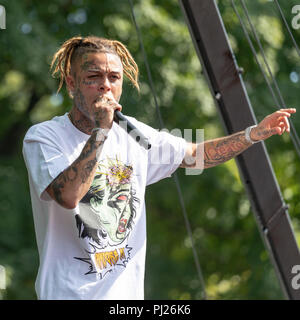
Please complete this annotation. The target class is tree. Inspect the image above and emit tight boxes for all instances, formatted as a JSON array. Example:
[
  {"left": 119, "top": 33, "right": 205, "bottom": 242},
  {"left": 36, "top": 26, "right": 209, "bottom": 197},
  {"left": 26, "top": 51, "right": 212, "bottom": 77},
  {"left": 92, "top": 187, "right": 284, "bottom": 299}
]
[{"left": 0, "top": 0, "right": 299, "bottom": 300}]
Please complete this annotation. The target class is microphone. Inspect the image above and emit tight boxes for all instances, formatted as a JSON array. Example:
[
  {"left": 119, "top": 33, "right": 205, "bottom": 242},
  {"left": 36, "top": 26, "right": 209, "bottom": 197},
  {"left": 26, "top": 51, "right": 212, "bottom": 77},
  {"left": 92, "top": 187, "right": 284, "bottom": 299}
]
[{"left": 114, "top": 110, "right": 151, "bottom": 150}]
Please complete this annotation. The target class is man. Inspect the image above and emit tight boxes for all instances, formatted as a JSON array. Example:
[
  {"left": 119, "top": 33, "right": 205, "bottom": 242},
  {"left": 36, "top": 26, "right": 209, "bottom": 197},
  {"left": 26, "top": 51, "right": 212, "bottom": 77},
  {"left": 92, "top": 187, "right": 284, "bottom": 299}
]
[{"left": 23, "top": 35, "right": 296, "bottom": 300}]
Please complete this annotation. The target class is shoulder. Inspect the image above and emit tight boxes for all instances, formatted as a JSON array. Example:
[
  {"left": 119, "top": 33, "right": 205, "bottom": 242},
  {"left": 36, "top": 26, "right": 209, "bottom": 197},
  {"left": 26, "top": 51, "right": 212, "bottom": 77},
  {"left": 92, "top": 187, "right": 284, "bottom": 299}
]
[{"left": 24, "top": 114, "right": 68, "bottom": 143}]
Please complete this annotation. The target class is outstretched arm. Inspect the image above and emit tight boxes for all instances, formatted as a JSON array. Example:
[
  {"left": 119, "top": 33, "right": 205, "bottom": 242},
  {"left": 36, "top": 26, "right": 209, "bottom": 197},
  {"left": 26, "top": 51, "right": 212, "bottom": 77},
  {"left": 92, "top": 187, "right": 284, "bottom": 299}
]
[{"left": 181, "top": 108, "right": 296, "bottom": 170}]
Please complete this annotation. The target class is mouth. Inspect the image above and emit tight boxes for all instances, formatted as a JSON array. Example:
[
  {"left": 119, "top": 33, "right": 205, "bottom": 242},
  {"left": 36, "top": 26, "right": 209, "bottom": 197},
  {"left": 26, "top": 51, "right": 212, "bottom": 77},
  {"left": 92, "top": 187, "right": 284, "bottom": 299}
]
[{"left": 118, "top": 218, "right": 128, "bottom": 233}]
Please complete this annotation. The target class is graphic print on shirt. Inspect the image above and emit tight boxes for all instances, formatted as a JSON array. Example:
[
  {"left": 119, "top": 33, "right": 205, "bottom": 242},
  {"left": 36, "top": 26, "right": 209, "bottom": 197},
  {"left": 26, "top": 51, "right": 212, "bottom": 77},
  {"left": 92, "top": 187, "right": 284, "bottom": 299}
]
[{"left": 74, "top": 157, "right": 140, "bottom": 279}]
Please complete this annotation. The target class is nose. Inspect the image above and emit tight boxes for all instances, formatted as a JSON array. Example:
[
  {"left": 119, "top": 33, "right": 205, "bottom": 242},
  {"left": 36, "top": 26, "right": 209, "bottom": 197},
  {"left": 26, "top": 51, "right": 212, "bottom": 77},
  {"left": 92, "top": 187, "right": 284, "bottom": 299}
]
[{"left": 99, "top": 76, "right": 111, "bottom": 94}]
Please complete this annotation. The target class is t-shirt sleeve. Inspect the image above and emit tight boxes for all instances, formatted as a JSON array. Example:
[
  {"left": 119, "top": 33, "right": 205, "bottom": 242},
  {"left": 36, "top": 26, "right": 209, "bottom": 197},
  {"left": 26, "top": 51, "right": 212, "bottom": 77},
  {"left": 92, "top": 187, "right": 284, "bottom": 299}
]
[
  {"left": 23, "top": 125, "right": 69, "bottom": 201},
  {"left": 127, "top": 117, "right": 187, "bottom": 186},
  {"left": 146, "top": 130, "right": 187, "bottom": 185}
]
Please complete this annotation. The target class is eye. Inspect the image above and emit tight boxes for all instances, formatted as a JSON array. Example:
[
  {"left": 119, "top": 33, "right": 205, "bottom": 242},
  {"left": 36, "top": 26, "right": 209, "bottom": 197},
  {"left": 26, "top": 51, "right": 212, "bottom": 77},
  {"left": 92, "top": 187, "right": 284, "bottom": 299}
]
[
  {"left": 88, "top": 75, "right": 98, "bottom": 78},
  {"left": 110, "top": 74, "right": 120, "bottom": 80}
]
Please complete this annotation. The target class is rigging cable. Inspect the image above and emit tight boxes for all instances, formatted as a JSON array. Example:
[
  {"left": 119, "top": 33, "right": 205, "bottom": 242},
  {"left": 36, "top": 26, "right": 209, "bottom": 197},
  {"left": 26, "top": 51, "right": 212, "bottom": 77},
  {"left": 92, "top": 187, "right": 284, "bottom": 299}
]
[
  {"left": 239, "top": 0, "right": 300, "bottom": 159},
  {"left": 231, "top": 0, "right": 300, "bottom": 159},
  {"left": 274, "top": 0, "right": 300, "bottom": 57},
  {"left": 128, "top": 0, "right": 207, "bottom": 300}
]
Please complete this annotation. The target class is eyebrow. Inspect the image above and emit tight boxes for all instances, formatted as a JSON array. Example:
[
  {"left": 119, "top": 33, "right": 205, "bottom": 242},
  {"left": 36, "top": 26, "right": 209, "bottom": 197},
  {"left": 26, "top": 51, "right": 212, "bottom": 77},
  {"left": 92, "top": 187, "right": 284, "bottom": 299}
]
[
  {"left": 87, "top": 69, "right": 121, "bottom": 74},
  {"left": 86, "top": 69, "right": 121, "bottom": 76}
]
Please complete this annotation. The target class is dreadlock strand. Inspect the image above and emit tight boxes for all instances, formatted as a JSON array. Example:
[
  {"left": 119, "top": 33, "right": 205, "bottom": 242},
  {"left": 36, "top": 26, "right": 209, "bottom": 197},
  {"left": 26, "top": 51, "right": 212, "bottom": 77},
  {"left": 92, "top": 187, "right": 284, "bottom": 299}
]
[
  {"left": 51, "top": 49, "right": 66, "bottom": 94},
  {"left": 50, "top": 36, "right": 140, "bottom": 94},
  {"left": 50, "top": 37, "right": 84, "bottom": 94},
  {"left": 113, "top": 41, "right": 139, "bottom": 91}
]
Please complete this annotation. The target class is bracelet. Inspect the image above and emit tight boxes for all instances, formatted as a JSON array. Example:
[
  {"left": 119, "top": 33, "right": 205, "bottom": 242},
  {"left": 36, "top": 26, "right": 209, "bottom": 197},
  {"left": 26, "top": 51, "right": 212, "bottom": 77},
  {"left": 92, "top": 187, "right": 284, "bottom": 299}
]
[
  {"left": 245, "top": 125, "right": 260, "bottom": 144},
  {"left": 92, "top": 128, "right": 109, "bottom": 142}
]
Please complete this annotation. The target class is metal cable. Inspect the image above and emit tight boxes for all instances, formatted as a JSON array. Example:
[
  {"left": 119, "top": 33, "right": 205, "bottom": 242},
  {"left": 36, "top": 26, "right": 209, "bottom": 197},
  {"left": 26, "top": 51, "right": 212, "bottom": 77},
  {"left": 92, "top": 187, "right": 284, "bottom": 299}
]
[
  {"left": 239, "top": 0, "right": 300, "bottom": 160},
  {"left": 240, "top": 0, "right": 284, "bottom": 107},
  {"left": 271, "top": 0, "right": 300, "bottom": 154},
  {"left": 231, "top": 0, "right": 300, "bottom": 159},
  {"left": 231, "top": 0, "right": 280, "bottom": 106},
  {"left": 128, "top": 0, "right": 206, "bottom": 300},
  {"left": 274, "top": 0, "right": 300, "bottom": 57}
]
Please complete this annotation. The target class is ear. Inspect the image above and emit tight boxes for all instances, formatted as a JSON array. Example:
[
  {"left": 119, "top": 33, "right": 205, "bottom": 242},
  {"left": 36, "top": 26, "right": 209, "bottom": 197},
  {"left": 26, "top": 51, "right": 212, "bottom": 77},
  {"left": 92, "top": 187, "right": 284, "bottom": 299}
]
[{"left": 65, "top": 74, "right": 76, "bottom": 96}]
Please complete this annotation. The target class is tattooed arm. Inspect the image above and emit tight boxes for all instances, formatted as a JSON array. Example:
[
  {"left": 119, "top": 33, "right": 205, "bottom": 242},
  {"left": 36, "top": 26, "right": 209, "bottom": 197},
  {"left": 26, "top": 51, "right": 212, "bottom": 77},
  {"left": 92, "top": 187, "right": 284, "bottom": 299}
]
[
  {"left": 181, "top": 108, "right": 296, "bottom": 170},
  {"left": 46, "top": 131, "right": 104, "bottom": 209},
  {"left": 181, "top": 130, "right": 252, "bottom": 169}
]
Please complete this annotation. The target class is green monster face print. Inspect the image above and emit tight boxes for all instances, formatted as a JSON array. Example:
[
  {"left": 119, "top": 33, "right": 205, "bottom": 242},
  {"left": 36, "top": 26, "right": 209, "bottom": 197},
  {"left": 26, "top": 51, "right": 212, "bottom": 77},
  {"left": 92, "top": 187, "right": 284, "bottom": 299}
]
[
  {"left": 89, "top": 161, "right": 134, "bottom": 243},
  {"left": 75, "top": 157, "right": 139, "bottom": 249}
]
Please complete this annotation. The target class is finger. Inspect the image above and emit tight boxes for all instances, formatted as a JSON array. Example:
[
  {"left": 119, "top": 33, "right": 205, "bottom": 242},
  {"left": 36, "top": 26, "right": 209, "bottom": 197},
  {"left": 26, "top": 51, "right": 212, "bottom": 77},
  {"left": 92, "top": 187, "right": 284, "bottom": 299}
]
[
  {"left": 279, "top": 122, "right": 286, "bottom": 135},
  {"left": 270, "top": 127, "right": 280, "bottom": 135},
  {"left": 276, "top": 116, "right": 289, "bottom": 131},
  {"left": 278, "top": 108, "right": 296, "bottom": 113},
  {"left": 270, "top": 123, "right": 286, "bottom": 135},
  {"left": 274, "top": 111, "right": 293, "bottom": 118},
  {"left": 104, "top": 99, "right": 122, "bottom": 112},
  {"left": 277, "top": 126, "right": 285, "bottom": 135},
  {"left": 281, "top": 116, "right": 290, "bottom": 132},
  {"left": 113, "top": 102, "right": 122, "bottom": 112},
  {"left": 94, "top": 96, "right": 120, "bottom": 109},
  {"left": 103, "top": 94, "right": 122, "bottom": 111}
]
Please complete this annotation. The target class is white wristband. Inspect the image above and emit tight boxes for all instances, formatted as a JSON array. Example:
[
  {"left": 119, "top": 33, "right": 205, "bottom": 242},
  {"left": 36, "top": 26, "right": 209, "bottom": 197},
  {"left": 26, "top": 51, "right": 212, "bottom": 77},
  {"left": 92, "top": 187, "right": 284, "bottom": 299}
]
[
  {"left": 92, "top": 128, "right": 109, "bottom": 142},
  {"left": 92, "top": 128, "right": 109, "bottom": 162},
  {"left": 245, "top": 125, "right": 259, "bottom": 144}
]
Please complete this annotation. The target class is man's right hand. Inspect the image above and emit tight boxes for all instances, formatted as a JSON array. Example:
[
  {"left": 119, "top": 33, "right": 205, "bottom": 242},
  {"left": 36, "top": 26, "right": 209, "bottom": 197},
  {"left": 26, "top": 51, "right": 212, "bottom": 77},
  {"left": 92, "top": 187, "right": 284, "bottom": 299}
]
[{"left": 92, "top": 92, "right": 122, "bottom": 129}]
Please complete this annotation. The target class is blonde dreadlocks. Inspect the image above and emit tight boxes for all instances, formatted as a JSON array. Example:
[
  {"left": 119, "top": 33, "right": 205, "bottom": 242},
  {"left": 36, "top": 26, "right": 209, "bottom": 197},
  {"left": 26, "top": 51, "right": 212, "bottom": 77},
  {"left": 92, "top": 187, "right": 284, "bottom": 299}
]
[{"left": 50, "top": 35, "right": 140, "bottom": 96}]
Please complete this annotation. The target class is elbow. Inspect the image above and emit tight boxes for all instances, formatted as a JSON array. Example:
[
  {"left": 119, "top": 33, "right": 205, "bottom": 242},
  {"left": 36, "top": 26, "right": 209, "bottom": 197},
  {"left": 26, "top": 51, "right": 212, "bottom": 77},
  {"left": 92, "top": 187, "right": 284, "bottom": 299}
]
[
  {"left": 46, "top": 185, "right": 79, "bottom": 209},
  {"left": 62, "top": 199, "right": 78, "bottom": 210},
  {"left": 57, "top": 195, "right": 79, "bottom": 210}
]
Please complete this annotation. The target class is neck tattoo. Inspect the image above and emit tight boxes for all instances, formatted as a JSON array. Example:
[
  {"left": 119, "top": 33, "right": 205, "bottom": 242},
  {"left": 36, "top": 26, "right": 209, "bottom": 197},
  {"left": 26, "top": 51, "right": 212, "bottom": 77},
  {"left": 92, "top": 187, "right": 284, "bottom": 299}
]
[{"left": 68, "top": 110, "right": 94, "bottom": 135}]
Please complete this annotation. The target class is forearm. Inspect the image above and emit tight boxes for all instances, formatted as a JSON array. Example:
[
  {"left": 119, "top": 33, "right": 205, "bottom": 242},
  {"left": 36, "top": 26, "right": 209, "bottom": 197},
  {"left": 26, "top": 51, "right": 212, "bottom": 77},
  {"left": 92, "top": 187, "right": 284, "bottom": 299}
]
[
  {"left": 181, "top": 130, "right": 253, "bottom": 170},
  {"left": 46, "top": 131, "right": 104, "bottom": 209},
  {"left": 203, "top": 130, "right": 252, "bottom": 168}
]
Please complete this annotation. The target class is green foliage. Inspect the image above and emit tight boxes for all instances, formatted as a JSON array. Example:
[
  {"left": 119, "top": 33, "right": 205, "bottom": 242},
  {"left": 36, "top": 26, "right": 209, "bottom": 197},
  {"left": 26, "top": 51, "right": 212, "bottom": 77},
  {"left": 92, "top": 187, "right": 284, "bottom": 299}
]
[{"left": 0, "top": 0, "right": 299, "bottom": 300}]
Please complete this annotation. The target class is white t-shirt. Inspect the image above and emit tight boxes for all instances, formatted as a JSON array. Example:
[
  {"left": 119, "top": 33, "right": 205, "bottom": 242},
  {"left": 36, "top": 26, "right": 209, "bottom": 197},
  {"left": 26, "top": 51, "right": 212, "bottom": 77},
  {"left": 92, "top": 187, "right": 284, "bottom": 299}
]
[{"left": 23, "top": 113, "right": 187, "bottom": 300}]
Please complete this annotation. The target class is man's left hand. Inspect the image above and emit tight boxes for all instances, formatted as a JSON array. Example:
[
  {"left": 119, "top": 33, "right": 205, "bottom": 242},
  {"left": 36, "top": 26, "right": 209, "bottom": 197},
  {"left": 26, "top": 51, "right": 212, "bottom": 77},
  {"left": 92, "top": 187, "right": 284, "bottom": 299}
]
[{"left": 251, "top": 108, "right": 297, "bottom": 142}]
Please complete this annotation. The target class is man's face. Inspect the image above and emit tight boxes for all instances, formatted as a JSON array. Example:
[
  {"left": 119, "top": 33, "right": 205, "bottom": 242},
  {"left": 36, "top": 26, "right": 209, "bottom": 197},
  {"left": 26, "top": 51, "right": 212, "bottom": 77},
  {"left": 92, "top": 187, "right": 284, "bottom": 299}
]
[{"left": 68, "top": 51, "right": 123, "bottom": 121}]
